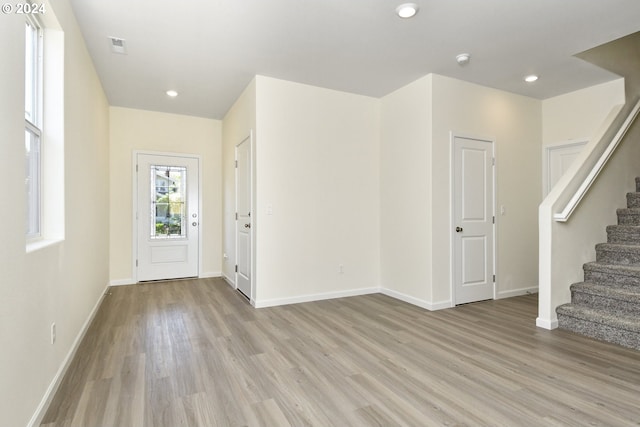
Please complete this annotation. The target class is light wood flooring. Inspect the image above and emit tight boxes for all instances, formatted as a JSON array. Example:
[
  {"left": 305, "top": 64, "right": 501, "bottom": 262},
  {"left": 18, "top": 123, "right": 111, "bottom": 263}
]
[{"left": 42, "top": 278, "right": 640, "bottom": 426}]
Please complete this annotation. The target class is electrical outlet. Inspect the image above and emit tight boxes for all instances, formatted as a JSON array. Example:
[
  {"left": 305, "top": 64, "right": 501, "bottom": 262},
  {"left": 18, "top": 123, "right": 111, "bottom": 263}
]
[{"left": 51, "top": 323, "right": 56, "bottom": 344}]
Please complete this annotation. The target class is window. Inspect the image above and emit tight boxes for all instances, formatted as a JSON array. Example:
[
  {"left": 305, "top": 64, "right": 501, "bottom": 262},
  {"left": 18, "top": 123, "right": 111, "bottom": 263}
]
[
  {"left": 151, "top": 165, "right": 187, "bottom": 239},
  {"left": 25, "top": 16, "right": 42, "bottom": 238}
]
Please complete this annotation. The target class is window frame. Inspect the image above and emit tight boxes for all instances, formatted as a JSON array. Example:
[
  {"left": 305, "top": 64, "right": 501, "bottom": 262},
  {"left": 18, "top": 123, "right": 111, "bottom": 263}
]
[{"left": 25, "top": 14, "right": 44, "bottom": 240}]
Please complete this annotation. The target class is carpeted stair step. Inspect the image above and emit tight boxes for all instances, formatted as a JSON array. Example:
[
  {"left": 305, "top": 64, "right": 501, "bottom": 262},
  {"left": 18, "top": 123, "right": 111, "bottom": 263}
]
[
  {"left": 583, "top": 262, "right": 640, "bottom": 287},
  {"left": 627, "top": 192, "right": 640, "bottom": 208},
  {"left": 596, "top": 243, "right": 640, "bottom": 265},
  {"left": 607, "top": 225, "right": 640, "bottom": 244},
  {"left": 570, "top": 282, "right": 640, "bottom": 316},
  {"left": 556, "top": 304, "right": 640, "bottom": 350},
  {"left": 617, "top": 208, "right": 640, "bottom": 225}
]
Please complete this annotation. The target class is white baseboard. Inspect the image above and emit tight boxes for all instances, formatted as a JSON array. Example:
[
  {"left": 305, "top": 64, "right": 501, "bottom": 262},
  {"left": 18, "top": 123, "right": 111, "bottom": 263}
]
[
  {"left": 254, "top": 287, "right": 379, "bottom": 308},
  {"left": 200, "top": 271, "right": 222, "bottom": 278},
  {"left": 222, "top": 273, "right": 235, "bottom": 288},
  {"left": 28, "top": 284, "right": 109, "bottom": 427},
  {"left": 380, "top": 288, "right": 452, "bottom": 311},
  {"left": 109, "top": 278, "right": 135, "bottom": 286},
  {"left": 497, "top": 286, "right": 539, "bottom": 299},
  {"left": 536, "top": 316, "right": 558, "bottom": 330}
]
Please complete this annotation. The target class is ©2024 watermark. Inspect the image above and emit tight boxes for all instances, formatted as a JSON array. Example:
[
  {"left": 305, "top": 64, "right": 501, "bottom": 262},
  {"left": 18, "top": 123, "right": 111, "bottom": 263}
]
[{"left": 2, "top": 3, "right": 46, "bottom": 14}]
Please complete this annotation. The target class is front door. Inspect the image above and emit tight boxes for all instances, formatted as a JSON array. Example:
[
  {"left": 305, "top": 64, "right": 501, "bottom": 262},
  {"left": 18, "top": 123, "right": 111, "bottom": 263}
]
[
  {"left": 236, "top": 137, "right": 252, "bottom": 299},
  {"left": 136, "top": 153, "right": 199, "bottom": 281},
  {"left": 452, "top": 135, "right": 494, "bottom": 305}
]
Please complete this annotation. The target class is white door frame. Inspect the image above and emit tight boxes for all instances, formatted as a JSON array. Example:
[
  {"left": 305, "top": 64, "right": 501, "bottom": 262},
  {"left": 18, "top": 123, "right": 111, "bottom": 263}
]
[
  {"left": 132, "top": 150, "right": 203, "bottom": 283},
  {"left": 235, "top": 132, "right": 254, "bottom": 302},
  {"left": 449, "top": 132, "right": 497, "bottom": 306},
  {"left": 542, "top": 139, "right": 588, "bottom": 198}
]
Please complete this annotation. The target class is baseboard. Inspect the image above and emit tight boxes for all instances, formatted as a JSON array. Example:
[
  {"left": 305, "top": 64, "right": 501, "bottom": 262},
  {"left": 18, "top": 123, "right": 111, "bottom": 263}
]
[
  {"left": 497, "top": 286, "right": 539, "bottom": 299},
  {"left": 222, "top": 272, "right": 235, "bottom": 288},
  {"left": 28, "top": 284, "right": 109, "bottom": 427},
  {"left": 380, "top": 288, "right": 452, "bottom": 311},
  {"left": 200, "top": 271, "right": 222, "bottom": 278},
  {"left": 253, "top": 287, "right": 379, "bottom": 308},
  {"left": 536, "top": 316, "right": 559, "bottom": 330},
  {"left": 109, "top": 278, "right": 135, "bottom": 286}
]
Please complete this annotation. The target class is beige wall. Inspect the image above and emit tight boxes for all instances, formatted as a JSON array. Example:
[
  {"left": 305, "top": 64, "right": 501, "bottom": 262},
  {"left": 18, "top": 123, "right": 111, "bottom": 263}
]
[
  {"left": 538, "top": 76, "right": 630, "bottom": 328},
  {"left": 254, "top": 76, "right": 381, "bottom": 305},
  {"left": 380, "top": 76, "right": 434, "bottom": 304},
  {"left": 543, "top": 79, "right": 625, "bottom": 144},
  {"left": 109, "top": 107, "right": 223, "bottom": 283},
  {"left": 221, "top": 79, "right": 257, "bottom": 286},
  {"left": 0, "top": 0, "right": 110, "bottom": 425},
  {"left": 431, "top": 75, "right": 542, "bottom": 302},
  {"left": 380, "top": 74, "right": 542, "bottom": 307}
]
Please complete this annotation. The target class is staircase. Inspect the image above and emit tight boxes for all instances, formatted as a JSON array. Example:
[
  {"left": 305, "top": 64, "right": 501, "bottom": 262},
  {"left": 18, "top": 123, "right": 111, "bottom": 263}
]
[{"left": 556, "top": 177, "right": 640, "bottom": 350}]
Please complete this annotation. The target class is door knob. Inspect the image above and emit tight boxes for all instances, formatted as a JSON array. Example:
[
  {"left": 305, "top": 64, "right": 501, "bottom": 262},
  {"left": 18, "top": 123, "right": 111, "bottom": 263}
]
[
  {"left": 192, "top": 222, "right": 198, "bottom": 226},
  {"left": 455, "top": 226, "right": 463, "bottom": 232},
  {"left": 245, "top": 223, "right": 251, "bottom": 228}
]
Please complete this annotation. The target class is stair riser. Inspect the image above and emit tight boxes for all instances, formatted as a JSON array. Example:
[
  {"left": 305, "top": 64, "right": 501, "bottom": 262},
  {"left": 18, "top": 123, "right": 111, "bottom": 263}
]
[
  {"left": 557, "top": 314, "right": 640, "bottom": 350},
  {"left": 571, "top": 291, "right": 640, "bottom": 316},
  {"left": 596, "top": 246, "right": 640, "bottom": 265},
  {"left": 607, "top": 229, "right": 640, "bottom": 244},
  {"left": 617, "top": 212, "right": 640, "bottom": 225},
  {"left": 627, "top": 193, "right": 640, "bottom": 208},
  {"left": 583, "top": 268, "right": 640, "bottom": 287}
]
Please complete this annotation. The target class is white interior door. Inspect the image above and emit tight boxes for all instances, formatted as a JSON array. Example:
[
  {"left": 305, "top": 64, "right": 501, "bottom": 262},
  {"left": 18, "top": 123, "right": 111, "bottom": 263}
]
[
  {"left": 236, "top": 137, "right": 252, "bottom": 299},
  {"left": 453, "top": 136, "right": 494, "bottom": 305},
  {"left": 136, "top": 153, "right": 199, "bottom": 281},
  {"left": 543, "top": 141, "right": 587, "bottom": 197}
]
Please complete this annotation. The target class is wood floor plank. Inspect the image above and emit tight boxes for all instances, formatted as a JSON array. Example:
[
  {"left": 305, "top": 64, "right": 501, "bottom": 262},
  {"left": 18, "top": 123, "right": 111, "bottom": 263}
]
[{"left": 41, "top": 278, "right": 640, "bottom": 426}]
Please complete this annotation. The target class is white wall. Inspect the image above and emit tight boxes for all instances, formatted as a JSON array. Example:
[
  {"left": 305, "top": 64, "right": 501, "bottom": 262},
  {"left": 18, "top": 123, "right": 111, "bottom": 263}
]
[
  {"left": 109, "top": 107, "right": 223, "bottom": 283},
  {"left": 221, "top": 79, "right": 257, "bottom": 286},
  {"left": 380, "top": 76, "right": 434, "bottom": 305},
  {"left": 0, "top": 0, "right": 110, "bottom": 425},
  {"left": 254, "top": 76, "right": 381, "bottom": 305}
]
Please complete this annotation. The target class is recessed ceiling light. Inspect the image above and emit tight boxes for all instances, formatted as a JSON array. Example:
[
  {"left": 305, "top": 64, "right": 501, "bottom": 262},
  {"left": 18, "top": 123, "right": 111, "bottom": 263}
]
[
  {"left": 166, "top": 90, "right": 178, "bottom": 97},
  {"left": 396, "top": 3, "right": 418, "bottom": 18},
  {"left": 524, "top": 75, "right": 539, "bottom": 83}
]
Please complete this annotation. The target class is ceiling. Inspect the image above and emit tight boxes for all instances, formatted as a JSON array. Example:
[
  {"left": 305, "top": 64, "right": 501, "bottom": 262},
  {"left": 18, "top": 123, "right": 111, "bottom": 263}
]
[{"left": 68, "top": 0, "right": 640, "bottom": 120}]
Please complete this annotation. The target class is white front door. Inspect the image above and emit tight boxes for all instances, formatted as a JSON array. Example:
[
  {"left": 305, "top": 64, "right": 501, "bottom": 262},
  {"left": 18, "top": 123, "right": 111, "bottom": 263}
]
[
  {"left": 136, "top": 153, "right": 199, "bottom": 281},
  {"left": 235, "top": 137, "right": 252, "bottom": 299},
  {"left": 452, "top": 135, "right": 495, "bottom": 305}
]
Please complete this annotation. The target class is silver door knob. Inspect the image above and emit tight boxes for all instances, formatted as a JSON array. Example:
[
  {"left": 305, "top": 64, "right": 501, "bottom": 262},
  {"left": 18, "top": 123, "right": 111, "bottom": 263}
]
[{"left": 455, "top": 226, "right": 463, "bottom": 232}]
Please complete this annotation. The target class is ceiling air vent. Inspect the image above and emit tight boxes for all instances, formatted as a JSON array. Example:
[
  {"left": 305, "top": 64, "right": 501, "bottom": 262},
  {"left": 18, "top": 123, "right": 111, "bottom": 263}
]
[{"left": 108, "top": 36, "right": 127, "bottom": 55}]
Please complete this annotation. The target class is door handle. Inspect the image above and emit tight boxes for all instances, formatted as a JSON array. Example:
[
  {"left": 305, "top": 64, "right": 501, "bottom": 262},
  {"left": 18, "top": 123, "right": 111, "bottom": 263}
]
[
  {"left": 244, "top": 223, "right": 251, "bottom": 228},
  {"left": 455, "top": 226, "right": 463, "bottom": 233}
]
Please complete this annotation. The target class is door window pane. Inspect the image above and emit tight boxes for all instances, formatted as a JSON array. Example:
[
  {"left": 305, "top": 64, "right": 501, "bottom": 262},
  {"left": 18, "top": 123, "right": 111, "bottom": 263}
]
[{"left": 150, "top": 165, "right": 187, "bottom": 239}]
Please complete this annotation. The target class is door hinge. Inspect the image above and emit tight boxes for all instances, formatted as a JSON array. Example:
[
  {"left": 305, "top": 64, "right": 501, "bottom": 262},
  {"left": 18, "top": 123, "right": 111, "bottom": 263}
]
[
  {"left": 136, "top": 259, "right": 138, "bottom": 267},
  {"left": 493, "top": 274, "right": 496, "bottom": 282},
  {"left": 492, "top": 216, "right": 495, "bottom": 224},
  {"left": 235, "top": 160, "right": 238, "bottom": 168},
  {"left": 136, "top": 164, "right": 139, "bottom": 172},
  {"left": 492, "top": 157, "right": 495, "bottom": 166},
  {"left": 235, "top": 212, "right": 238, "bottom": 220},
  {"left": 235, "top": 265, "right": 238, "bottom": 273}
]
